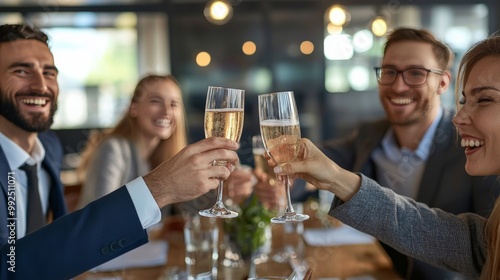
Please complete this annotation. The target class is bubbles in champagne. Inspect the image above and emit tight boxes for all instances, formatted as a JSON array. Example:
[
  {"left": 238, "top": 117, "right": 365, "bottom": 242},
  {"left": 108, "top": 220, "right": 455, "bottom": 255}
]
[
  {"left": 260, "top": 119, "right": 301, "bottom": 164},
  {"left": 205, "top": 108, "right": 244, "bottom": 143}
]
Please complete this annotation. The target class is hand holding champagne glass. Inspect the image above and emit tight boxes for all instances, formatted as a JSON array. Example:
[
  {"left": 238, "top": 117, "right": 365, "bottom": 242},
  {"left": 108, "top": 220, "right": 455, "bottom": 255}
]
[
  {"left": 258, "top": 91, "right": 309, "bottom": 223},
  {"left": 199, "top": 86, "right": 245, "bottom": 218}
]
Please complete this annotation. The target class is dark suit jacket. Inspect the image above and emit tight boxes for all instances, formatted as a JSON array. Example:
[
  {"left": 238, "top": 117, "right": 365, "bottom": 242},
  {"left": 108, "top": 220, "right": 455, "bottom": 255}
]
[
  {"left": 322, "top": 110, "right": 500, "bottom": 280},
  {"left": 0, "top": 131, "right": 68, "bottom": 247},
  {"left": 0, "top": 186, "right": 148, "bottom": 279}
]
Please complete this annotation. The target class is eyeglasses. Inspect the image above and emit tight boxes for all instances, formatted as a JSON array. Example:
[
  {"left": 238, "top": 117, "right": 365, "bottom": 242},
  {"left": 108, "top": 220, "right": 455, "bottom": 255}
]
[{"left": 374, "top": 67, "right": 444, "bottom": 86}]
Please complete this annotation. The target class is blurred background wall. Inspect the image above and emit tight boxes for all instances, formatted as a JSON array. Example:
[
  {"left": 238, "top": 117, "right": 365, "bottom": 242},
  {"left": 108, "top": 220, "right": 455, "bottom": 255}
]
[{"left": 1, "top": 0, "right": 497, "bottom": 168}]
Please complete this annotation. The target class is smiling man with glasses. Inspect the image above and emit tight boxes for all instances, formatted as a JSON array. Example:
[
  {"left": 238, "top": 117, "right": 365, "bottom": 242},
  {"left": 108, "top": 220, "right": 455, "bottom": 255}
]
[{"left": 313, "top": 28, "right": 500, "bottom": 280}]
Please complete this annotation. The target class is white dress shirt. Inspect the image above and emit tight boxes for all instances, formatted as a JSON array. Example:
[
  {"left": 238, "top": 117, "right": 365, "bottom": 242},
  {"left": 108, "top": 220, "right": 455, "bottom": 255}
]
[
  {"left": 0, "top": 132, "right": 51, "bottom": 238},
  {"left": 372, "top": 108, "right": 443, "bottom": 199}
]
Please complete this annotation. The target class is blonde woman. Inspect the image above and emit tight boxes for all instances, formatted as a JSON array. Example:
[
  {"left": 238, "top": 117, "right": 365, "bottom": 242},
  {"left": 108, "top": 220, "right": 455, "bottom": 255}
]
[
  {"left": 77, "top": 74, "right": 187, "bottom": 208},
  {"left": 77, "top": 74, "right": 253, "bottom": 211},
  {"left": 274, "top": 35, "right": 500, "bottom": 280}
]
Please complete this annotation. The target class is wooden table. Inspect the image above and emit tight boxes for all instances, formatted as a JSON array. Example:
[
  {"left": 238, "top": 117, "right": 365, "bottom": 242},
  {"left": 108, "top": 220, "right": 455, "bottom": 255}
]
[{"left": 76, "top": 207, "right": 402, "bottom": 280}]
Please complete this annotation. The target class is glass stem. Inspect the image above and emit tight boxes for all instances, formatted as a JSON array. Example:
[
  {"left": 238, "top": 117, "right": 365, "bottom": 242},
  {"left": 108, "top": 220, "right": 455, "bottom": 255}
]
[
  {"left": 215, "top": 180, "right": 225, "bottom": 208},
  {"left": 284, "top": 175, "right": 295, "bottom": 214}
]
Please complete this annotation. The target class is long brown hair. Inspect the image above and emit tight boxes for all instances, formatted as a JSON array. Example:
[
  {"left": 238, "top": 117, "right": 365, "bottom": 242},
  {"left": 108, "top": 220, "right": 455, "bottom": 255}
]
[
  {"left": 77, "top": 74, "right": 188, "bottom": 180},
  {"left": 456, "top": 35, "right": 500, "bottom": 280}
]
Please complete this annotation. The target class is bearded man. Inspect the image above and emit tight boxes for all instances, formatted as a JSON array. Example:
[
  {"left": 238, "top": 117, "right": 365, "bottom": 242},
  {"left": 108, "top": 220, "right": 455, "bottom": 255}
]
[{"left": 0, "top": 24, "right": 67, "bottom": 247}]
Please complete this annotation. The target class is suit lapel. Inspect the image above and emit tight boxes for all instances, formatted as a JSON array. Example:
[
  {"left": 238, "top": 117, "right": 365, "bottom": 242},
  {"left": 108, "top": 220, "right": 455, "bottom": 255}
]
[
  {"left": 416, "top": 110, "right": 456, "bottom": 205},
  {"left": 354, "top": 121, "right": 389, "bottom": 176},
  {"left": 0, "top": 147, "right": 11, "bottom": 198},
  {"left": 0, "top": 146, "right": 13, "bottom": 244},
  {"left": 38, "top": 132, "right": 69, "bottom": 218},
  {"left": 42, "top": 155, "right": 68, "bottom": 219}
]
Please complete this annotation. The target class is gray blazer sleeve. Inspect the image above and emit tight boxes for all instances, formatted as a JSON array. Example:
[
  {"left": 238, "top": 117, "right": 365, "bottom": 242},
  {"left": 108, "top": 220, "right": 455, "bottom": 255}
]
[
  {"left": 78, "top": 138, "right": 131, "bottom": 208},
  {"left": 329, "top": 174, "right": 487, "bottom": 279}
]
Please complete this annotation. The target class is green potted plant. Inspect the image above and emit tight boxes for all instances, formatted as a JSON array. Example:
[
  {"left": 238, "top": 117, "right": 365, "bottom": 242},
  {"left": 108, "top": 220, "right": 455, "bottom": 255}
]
[{"left": 223, "top": 194, "right": 273, "bottom": 261}]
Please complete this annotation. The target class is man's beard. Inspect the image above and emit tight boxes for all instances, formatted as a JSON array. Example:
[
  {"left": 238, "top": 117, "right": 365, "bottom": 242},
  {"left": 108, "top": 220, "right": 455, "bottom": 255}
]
[
  {"left": 0, "top": 92, "right": 57, "bottom": 132},
  {"left": 385, "top": 99, "right": 432, "bottom": 127}
]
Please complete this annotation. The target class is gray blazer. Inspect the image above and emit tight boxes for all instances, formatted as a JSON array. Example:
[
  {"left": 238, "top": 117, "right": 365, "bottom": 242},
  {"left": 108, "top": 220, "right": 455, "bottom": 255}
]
[
  {"left": 322, "top": 109, "right": 500, "bottom": 279},
  {"left": 78, "top": 137, "right": 149, "bottom": 208},
  {"left": 330, "top": 174, "right": 489, "bottom": 279}
]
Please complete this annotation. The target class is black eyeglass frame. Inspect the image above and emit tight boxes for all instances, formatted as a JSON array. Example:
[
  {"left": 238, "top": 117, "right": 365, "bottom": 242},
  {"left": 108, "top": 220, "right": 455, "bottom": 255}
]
[{"left": 373, "top": 67, "right": 444, "bottom": 86}]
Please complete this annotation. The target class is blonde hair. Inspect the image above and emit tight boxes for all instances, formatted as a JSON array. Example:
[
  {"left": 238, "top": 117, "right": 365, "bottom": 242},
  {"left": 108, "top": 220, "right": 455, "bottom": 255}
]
[
  {"left": 456, "top": 35, "right": 500, "bottom": 280},
  {"left": 77, "top": 74, "right": 188, "bottom": 180}
]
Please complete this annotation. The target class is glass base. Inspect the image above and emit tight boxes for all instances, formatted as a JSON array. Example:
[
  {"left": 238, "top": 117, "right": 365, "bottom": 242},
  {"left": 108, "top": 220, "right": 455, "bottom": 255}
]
[
  {"left": 199, "top": 208, "right": 238, "bottom": 218},
  {"left": 270, "top": 212, "right": 309, "bottom": 224},
  {"left": 271, "top": 249, "right": 289, "bottom": 263}
]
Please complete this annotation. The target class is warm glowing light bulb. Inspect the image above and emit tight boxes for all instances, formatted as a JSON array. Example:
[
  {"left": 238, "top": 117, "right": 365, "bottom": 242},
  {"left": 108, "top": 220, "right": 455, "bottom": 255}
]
[
  {"left": 196, "top": 51, "right": 211, "bottom": 67},
  {"left": 300, "top": 41, "right": 314, "bottom": 55},
  {"left": 242, "top": 41, "right": 257, "bottom": 55},
  {"left": 210, "top": 1, "right": 230, "bottom": 20},
  {"left": 204, "top": 0, "right": 233, "bottom": 25},
  {"left": 371, "top": 17, "right": 388, "bottom": 37},
  {"left": 328, "top": 6, "right": 347, "bottom": 26}
]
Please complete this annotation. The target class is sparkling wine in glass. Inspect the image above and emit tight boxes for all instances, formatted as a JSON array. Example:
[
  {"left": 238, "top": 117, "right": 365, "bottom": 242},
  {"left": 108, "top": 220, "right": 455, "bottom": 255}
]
[
  {"left": 199, "top": 86, "right": 245, "bottom": 218},
  {"left": 258, "top": 91, "right": 309, "bottom": 223}
]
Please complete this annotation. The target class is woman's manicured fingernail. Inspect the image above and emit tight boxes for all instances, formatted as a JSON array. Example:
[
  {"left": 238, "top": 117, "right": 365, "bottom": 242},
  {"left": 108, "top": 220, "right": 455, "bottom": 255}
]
[{"left": 274, "top": 166, "right": 282, "bottom": 173}]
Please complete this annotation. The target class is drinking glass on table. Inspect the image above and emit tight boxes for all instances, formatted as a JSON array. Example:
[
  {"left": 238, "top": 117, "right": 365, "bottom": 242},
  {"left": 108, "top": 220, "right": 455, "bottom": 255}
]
[
  {"left": 199, "top": 86, "right": 245, "bottom": 218},
  {"left": 183, "top": 214, "right": 218, "bottom": 279},
  {"left": 258, "top": 91, "right": 309, "bottom": 223}
]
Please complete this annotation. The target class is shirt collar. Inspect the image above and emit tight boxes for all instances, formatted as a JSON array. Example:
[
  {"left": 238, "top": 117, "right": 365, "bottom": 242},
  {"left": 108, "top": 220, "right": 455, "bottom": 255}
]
[
  {"left": 381, "top": 107, "right": 443, "bottom": 162},
  {"left": 0, "top": 132, "right": 46, "bottom": 169}
]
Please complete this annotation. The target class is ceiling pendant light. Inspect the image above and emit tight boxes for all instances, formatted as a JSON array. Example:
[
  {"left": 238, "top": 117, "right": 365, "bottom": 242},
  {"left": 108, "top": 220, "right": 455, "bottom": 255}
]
[{"left": 204, "top": 0, "right": 233, "bottom": 25}]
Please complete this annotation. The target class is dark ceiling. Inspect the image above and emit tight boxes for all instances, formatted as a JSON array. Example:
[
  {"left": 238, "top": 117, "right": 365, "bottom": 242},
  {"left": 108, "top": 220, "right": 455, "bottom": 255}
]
[{"left": 1, "top": 0, "right": 499, "bottom": 32}]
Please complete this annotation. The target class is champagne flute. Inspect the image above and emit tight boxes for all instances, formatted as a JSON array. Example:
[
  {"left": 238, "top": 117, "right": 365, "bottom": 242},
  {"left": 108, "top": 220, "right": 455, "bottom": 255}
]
[
  {"left": 258, "top": 91, "right": 309, "bottom": 223},
  {"left": 252, "top": 135, "right": 276, "bottom": 182},
  {"left": 199, "top": 86, "right": 245, "bottom": 218}
]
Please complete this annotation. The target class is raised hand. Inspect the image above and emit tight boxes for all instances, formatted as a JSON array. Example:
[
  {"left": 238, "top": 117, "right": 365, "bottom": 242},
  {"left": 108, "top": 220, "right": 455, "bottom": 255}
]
[
  {"left": 143, "top": 137, "right": 239, "bottom": 208},
  {"left": 272, "top": 138, "right": 361, "bottom": 202}
]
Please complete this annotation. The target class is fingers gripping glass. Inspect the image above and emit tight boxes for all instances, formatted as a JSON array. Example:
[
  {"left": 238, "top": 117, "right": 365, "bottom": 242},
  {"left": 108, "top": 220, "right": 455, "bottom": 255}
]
[
  {"left": 199, "top": 86, "right": 245, "bottom": 219},
  {"left": 258, "top": 91, "right": 309, "bottom": 223},
  {"left": 374, "top": 67, "right": 444, "bottom": 86}
]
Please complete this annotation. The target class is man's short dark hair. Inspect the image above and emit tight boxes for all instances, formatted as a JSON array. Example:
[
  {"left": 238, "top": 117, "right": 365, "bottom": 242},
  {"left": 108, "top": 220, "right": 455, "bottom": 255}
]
[
  {"left": 0, "top": 23, "right": 48, "bottom": 45},
  {"left": 383, "top": 27, "right": 453, "bottom": 70}
]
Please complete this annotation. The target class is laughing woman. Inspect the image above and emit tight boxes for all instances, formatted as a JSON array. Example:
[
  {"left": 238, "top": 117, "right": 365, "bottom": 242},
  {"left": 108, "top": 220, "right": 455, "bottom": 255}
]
[
  {"left": 76, "top": 74, "right": 254, "bottom": 212},
  {"left": 274, "top": 35, "right": 500, "bottom": 280},
  {"left": 77, "top": 74, "right": 187, "bottom": 208}
]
